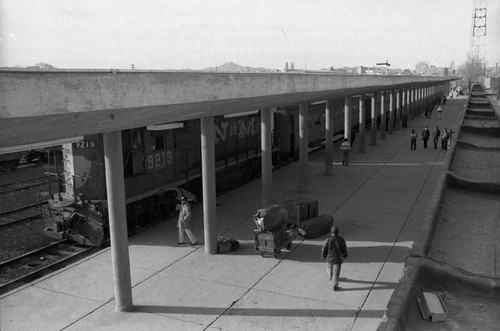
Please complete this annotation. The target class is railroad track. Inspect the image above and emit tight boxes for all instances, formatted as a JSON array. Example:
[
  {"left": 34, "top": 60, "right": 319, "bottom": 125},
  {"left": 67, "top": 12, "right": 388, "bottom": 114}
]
[
  {"left": 0, "top": 203, "right": 46, "bottom": 228},
  {"left": 0, "top": 240, "right": 100, "bottom": 295},
  {"left": 0, "top": 176, "right": 45, "bottom": 195}
]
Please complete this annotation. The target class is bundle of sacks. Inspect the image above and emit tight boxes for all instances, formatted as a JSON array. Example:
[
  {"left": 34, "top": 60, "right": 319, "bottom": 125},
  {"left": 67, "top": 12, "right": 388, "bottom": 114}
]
[{"left": 253, "top": 205, "right": 291, "bottom": 232}]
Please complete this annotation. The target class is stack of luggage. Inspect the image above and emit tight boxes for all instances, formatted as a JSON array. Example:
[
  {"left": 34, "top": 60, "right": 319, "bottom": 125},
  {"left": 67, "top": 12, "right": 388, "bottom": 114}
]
[{"left": 252, "top": 199, "right": 334, "bottom": 257}]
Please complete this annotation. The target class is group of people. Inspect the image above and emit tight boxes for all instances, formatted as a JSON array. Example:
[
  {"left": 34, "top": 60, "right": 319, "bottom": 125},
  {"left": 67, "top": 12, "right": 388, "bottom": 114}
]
[
  {"left": 410, "top": 125, "right": 450, "bottom": 151},
  {"left": 409, "top": 98, "right": 452, "bottom": 151}
]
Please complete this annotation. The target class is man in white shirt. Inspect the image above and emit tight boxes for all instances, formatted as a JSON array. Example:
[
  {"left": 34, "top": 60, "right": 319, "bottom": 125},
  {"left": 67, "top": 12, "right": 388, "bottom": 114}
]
[{"left": 340, "top": 138, "right": 351, "bottom": 166}]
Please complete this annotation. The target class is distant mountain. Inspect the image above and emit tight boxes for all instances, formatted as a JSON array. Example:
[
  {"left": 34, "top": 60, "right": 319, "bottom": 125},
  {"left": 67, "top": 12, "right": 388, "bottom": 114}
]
[{"left": 202, "top": 62, "right": 277, "bottom": 73}]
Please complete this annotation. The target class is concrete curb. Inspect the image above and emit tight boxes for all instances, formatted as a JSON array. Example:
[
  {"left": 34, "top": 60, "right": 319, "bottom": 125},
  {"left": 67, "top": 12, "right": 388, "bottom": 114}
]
[
  {"left": 377, "top": 95, "right": 500, "bottom": 330},
  {"left": 376, "top": 257, "right": 500, "bottom": 331},
  {"left": 447, "top": 173, "right": 500, "bottom": 194},
  {"left": 411, "top": 171, "right": 448, "bottom": 258}
]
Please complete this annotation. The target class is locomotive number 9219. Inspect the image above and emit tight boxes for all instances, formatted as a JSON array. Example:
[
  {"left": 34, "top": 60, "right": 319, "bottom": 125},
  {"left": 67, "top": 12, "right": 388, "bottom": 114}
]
[
  {"left": 73, "top": 140, "right": 96, "bottom": 149},
  {"left": 147, "top": 149, "right": 173, "bottom": 171}
]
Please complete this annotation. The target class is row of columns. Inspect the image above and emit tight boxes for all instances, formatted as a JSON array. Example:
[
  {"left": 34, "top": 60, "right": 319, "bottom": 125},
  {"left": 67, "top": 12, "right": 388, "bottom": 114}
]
[{"left": 103, "top": 82, "right": 448, "bottom": 312}]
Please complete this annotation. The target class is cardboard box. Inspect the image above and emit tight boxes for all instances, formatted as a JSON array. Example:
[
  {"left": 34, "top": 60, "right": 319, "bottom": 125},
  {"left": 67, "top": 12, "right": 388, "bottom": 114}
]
[{"left": 417, "top": 291, "right": 447, "bottom": 322}]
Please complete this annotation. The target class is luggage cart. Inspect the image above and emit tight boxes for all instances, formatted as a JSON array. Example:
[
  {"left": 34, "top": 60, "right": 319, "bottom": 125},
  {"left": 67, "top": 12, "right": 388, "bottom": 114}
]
[{"left": 254, "top": 223, "right": 295, "bottom": 258}]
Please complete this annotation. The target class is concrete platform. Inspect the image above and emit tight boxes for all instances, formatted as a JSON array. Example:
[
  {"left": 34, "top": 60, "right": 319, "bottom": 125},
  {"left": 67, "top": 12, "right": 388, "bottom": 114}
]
[{"left": 0, "top": 99, "right": 467, "bottom": 331}]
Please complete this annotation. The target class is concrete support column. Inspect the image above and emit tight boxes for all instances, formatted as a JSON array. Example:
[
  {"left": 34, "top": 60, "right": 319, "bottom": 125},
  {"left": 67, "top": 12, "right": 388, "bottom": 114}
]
[
  {"left": 410, "top": 88, "right": 413, "bottom": 119},
  {"left": 200, "top": 116, "right": 218, "bottom": 254},
  {"left": 325, "top": 100, "right": 334, "bottom": 176},
  {"left": 261, "top": 108, "right": 273, "bottom": 207},
  {"left": 103, "top": 131, "right": 133, "bottom": 312},
  {"left": 417, "top": 87, "right": 420, "bottom": 116},
  {"left": 412, "top": 87, "right": 415, "bottom": 116},
  {"left": 406, "top": 88, "right": 410, "bottom": 120},
  {"left": 420, "top": 86, "right": 426, "bottom": 115},
  {"left": 425, "top": 86, "right": 429, "bottom": 107},
  {"left": 401, "top": 88, "right": 410, "bottom": 117},
  {"left": 370, "top": 94, "right": 377, "bottom": 146},
  {"left": 400, "top": 89, "right": 405, "bottom": 127},
  {"left": 388, "top": 91, "right": 394, "bottom": 134},
  {"left": 421, "top": 86, "right": 425, "bottom": 114},
  {"left": 358, "top": 95, "right": 365, "bottom": 153},
  {"left": 344, "top": 96, "right": 352, "bottom": 140},
  {"left": 415, "top": 86, "right": 422, "bottom": 116},
  {"left": 409, "top": 88, "right": 413, "bottom": 120},
  {"left": 380, "top": 92, "right": 386, "bottom": 140},
  {"left": 299, "top": 103, "right": 309, "bottom": 193},
  {"left": 422, "top": 86, "right": 425, "bottom": 113},
  {"left": 396, "top": 90, "right": 402, "bottom": 130}
]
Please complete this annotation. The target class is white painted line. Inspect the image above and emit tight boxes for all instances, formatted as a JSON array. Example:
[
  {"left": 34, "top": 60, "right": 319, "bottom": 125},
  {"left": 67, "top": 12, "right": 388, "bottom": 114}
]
[{"left": 332, "top": 162, "right": 445, "bottom": 166}]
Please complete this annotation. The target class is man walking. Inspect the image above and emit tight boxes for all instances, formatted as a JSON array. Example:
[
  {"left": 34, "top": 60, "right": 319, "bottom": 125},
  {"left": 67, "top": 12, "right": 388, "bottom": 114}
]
[
  {"left": 177, "top": 196, "right": 199, "bottom": 245},
  {"left": 340, "top": 138, "right": 351, "bottom": 166},
  {"left": 410, "top": 129, "right": 417, "bottom": 151},
  {"left": 422, "top": 125, "right": 430, "bottom": 149},
  {"left": 432, "top": 125, "right": 441, "bottom": 149},
  {"left": 401, "top": 112, "right": 408, "bottom": 129},
  {"left": 322, "top": 226, "right": 348, "bottom": 291},
  {"left": 441, "top": 128, "right": 449, "bottom": 151},
  {"left": 437, "top": 105, "right": 443, "bottom": 119}
]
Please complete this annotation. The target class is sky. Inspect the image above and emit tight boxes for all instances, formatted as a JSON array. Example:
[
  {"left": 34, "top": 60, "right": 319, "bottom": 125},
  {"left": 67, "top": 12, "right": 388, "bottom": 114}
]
[{"left": 1, "top": 0, "right": 499, "bottom": 71}]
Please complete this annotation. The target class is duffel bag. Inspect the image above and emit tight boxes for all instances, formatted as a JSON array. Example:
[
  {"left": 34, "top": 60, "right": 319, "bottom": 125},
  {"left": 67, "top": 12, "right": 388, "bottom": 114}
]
[{"left": 297, "top": 215, "right": 334, "bottom": 239}]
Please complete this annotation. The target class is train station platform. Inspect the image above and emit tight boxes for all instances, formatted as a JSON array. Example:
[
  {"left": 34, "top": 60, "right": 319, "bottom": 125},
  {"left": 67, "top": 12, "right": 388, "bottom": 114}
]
[{"left": 1, "top": 98, "right": 468, "bottom": 331}]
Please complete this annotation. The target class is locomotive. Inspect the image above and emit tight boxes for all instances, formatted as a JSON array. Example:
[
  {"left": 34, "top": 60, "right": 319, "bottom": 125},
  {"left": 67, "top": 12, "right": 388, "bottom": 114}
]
[{"left": 41, "top": 98, "right": 375, "bottom": 246}]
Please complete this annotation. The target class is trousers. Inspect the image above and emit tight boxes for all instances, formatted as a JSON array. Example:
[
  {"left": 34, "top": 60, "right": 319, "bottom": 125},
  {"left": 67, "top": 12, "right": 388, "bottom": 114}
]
[
  {"left": 179, "top": 227, "right": 198, "bottom": 244},
  {"left": 327, "top": 262, "right": 342, "bottom": 288},
  {"left": 342, "top": 151, "right": 349, "bottom": 166}
]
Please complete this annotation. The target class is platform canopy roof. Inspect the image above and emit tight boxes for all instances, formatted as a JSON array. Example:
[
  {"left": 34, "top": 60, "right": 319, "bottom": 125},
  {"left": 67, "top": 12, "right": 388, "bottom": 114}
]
[{"left": 0, "top": 69, "right": 455, "bottom": 151}]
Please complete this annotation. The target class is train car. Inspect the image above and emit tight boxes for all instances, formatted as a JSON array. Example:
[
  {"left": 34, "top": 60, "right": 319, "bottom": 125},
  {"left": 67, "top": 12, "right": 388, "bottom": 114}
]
[{"left": 41, "top": 100, "right": 374, "bottom": 246}]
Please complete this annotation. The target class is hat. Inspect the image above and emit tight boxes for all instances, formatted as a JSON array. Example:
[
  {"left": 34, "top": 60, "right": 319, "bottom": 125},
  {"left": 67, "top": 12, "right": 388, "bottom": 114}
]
[{"left": 331, "top": 226, "right": 339, "bottom": 234}]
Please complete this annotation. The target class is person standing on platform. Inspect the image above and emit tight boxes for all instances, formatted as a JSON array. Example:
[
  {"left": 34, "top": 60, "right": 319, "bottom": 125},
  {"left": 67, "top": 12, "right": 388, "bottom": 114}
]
[
  {"left": 410, "top": 129, "right": 417, "bottom": 150},
  {"left": 321, "top": 226, "right": 348, "bottom": 291},
  {"left": 177, "top": 196, "right": 199, "bottom": 245},
  {"left": 441, "top": 128, "right": 449, "bottom": 151},
  {"left": 340, "top": 138, "right": 351, "bottom": 166},
  {"left": 432, "top": 125, "right": 441, "bottom": 149},
  {"left": 421, "top": 125, "right": 430, "bottom": 149},
  {"left": 437, "top": 105, "right": 443, "bottom": 119},
  {"left": 401, "top": 112, "right": 408, "bottom": 129}
]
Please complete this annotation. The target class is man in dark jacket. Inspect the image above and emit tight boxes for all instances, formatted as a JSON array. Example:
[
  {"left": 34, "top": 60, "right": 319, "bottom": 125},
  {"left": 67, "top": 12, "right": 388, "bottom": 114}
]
[
  {"left": 422, "top": 125, "right": 430, "bottom": 149},
  {"left": 321, "top": 226, "right": 348, "bottom": 291}
]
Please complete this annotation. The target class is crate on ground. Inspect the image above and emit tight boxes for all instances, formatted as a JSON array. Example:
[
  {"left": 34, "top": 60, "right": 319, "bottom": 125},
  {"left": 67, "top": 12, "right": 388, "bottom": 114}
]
[{"left": 254, "top": 223, "right": 295, "bottom": 258}]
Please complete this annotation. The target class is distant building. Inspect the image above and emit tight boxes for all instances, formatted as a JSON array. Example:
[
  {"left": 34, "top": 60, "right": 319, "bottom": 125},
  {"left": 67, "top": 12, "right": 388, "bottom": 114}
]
[{"left": 415, "top": 61, "right": 450, "bottom": 76}]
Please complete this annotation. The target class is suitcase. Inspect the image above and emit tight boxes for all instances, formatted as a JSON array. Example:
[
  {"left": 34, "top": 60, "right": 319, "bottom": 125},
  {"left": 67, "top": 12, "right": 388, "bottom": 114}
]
[
  {"left": 298, "top": 198, "right": 319, "bottom": 219},
  {"left": 283, "top": 200, "right": 300, "bottom": 226}
]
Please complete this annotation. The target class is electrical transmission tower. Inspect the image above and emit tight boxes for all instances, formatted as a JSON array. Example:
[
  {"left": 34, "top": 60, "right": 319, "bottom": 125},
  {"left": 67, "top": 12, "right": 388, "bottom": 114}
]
[{"left": 469, "top": 0, "right": 487, "bottom": 59}]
